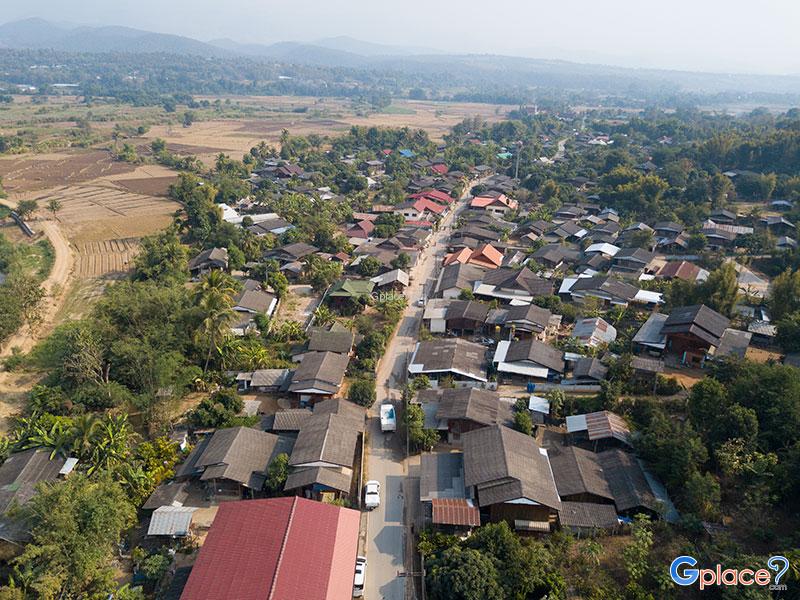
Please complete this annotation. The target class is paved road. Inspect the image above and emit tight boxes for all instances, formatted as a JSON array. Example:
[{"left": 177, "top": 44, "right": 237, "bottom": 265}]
[{"left": 364, "top": 192, "right": 468, "bottom": 600}]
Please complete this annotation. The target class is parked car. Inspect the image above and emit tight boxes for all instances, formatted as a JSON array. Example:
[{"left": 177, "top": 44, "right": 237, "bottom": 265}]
[
  {"left": 364, "top": 480, "right": 381, "bottom": 510},
  {"left": 380, "top": 403, "right": 397, "bottom": 433},
  {"left": 353, "top": 556, "right": 367, "bottom": 597}
]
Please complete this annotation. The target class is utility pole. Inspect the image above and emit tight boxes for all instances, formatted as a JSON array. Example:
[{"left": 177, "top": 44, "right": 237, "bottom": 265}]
[{"left": 514, "top": 140, "right": 523, "bottom": 180}]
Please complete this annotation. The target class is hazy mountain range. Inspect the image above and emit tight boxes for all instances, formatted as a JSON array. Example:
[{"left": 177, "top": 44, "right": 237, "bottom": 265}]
[{"left": 2, "top": 18, "right": 800, "bottom": 97}]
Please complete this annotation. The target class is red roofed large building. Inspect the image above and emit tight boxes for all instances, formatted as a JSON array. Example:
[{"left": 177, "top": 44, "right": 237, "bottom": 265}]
[
  {"left": 470, "top": 192, "right": 518, "bottom": 217},
  {"left": 444, "top": 243, "right": 504, "bottom": 269},
  {"left": 180, "top": 497, "right": 360, "bottom": 600},
  {"left": 411, "top": 189, "right": 455, "bottom": 205}
]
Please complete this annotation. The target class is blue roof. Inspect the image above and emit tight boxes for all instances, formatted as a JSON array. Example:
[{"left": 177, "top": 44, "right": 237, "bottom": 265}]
[{"left": 398, "top": 149, "right": 415, "bottom": 158}]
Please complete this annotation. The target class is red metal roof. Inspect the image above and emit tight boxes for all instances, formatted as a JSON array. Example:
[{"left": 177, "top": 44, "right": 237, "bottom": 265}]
[
  {"left": 431, "top": 498, "right": 480, "bottom": 527},
  {"left": 180, "top": 497, "right": 360, "bottom": 600}
]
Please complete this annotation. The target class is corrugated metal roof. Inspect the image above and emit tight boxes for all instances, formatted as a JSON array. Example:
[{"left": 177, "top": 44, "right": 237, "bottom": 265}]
[
  {"left": 148, "top": 506, "right": 196, "bottom": 537},
  {"left": 431, "top": 498, "right": 480, "bottom": 527}
]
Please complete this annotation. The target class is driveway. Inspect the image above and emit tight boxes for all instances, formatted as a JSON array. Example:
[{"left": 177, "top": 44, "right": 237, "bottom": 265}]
[{"left": 364, "top": 188, "right": 472, "bottom": 599}]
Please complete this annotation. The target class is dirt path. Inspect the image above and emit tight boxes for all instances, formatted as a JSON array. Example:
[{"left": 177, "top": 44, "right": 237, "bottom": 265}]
[{"left": 1, "top": 219, "right": 74, "bottom": 357}]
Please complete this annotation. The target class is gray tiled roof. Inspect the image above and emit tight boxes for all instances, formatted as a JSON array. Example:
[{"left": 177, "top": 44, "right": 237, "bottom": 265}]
[
  {"left": 270, "top": 409, "right": 313, "bottom": 432},
  {"left": 288, "top": 413, "right": 360, "bottom": 468},
  {"left": 410, "top": 339, "right": 488, "bottom": 380},
  {"left": 435, "top": 388, "right": 512, "bottom": 427},
  {"left": 463, "top": 425, "right": 561, "bottom": 511},
  {"left": 548, "top": 445, "right": 613, "bottom": 500},
  {"left": 284, "top": 466, "right": 353, "bottom": 493},
  {"left": 0, "top": 448, "right": 66, "bottom": 514},
  {"left": 598, "top": 449, "right": 659, "bottom": 514},
  {"left": 662, "top": 304, "right": 730, "bottom": 346},
  {"left": 191, "top": 427, "right": 294, "bottom": 489},
  {"left": 504, "top": 339, "right": 565, "bottom": 373},
  {"left": 288, "top": 352, "right": 350, "bottom": 394},
  {"left": 307, "top": 329, "right": 354, "bottom": 354},
  {"left": 559, "top": 501, "right": 619, "bottom": 529},
  {"left": 143, "top": 481, "right": 189, "bottom": 510}
]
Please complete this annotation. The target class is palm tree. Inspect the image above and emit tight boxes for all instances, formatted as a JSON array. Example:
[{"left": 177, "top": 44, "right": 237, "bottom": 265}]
[
  {"left": 196, "top": 291, "right": 237, "bottom": 372},
  {"left": 70, "top": 414, "right": 101, "bottom": 460},
  {"left": 194, "top": 270, "right": 237, "bottom": 303}
]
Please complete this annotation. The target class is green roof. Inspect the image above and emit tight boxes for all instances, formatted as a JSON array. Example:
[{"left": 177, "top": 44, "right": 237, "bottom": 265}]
[{"left": 329, "top": 279, "right": 375, "bottom": 298}]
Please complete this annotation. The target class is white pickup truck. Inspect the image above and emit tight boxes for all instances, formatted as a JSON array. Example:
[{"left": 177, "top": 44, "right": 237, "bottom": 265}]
[{"left": 380, "top": 403, "right": 397, "bottom": 433}]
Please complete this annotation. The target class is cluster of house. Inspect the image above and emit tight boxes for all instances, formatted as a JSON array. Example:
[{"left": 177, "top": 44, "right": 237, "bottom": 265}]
[{"left": 414, "top": 390, "right": 676, "bottom": 535}]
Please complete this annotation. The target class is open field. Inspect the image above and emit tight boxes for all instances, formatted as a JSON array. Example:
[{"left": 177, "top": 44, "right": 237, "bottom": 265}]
[
  {"left": 144, "top": 96, "right": 512, "bottom": 160},
  {"left": 0, "top": 150, "right": 137, "bottom": 194}
]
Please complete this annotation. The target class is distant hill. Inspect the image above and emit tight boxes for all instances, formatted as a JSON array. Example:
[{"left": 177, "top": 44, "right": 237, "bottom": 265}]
[
  {"left": 2, "top": 18, "right": 800, "bottom": 97},
  {"left": 312, "top": 36, "right": 441, "bottom": 57},
  {"left": 0, "top": 18, "right": 230, "bottom": 57},
  {"left": 208, "top": 38, "right": 370, "bottom": 68}
]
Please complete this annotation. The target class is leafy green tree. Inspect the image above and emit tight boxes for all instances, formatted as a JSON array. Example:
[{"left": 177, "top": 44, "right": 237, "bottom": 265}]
[
  {"left": 683, "top": 471, "right": 722, "bottom": 520},
  {"left": 768, "top": 268, "right": 800, "bottom": 320},
  {"left": 265, "top": 453, "right": 289, "bottom": 493},
  {"left": 15, "top": 199, "right": 37, "bottom": 220},
  {"left": 698, "top": 262, "right": 739, "bottom": 317},
  {"left": 391, "top": 252, "right": 411, "bottom": 270},
  {"left": 141, "top": 553, "right": 171, "bottom": 582},
  {"left": 302, "top": 255, "right": 342, "bottom": 292},
  {"left": 6, "top": 474, "right": 135, "bottom": 599},
  {"left": 405, "top": 403, "right": 439, "bottom": 451},
  {"left": 348, "top": 378, "right": 376, "bottom": 407},
  {"left": 133, "top": 229, "right": 188, "bottom": 283},
  {"left": 266, "top": 270, "right": 289, "bottom": 299},
  {"left": 776, "top": 312, "right": 800, "bottom": 352},
  {"left": 46, "top": 198, "right": 62, "bottom": 220},
  {"left": 427, "top": 547, "right": 503, "bottom": 600},
  {"left": 512, "top": 410, "right": 533, "bottom": 435},
  {"left": 358, "top": 256, "right": 382, "bottom": 277},
  {"left": 190, "top": 388, "right": 244, "bottom": 428}
]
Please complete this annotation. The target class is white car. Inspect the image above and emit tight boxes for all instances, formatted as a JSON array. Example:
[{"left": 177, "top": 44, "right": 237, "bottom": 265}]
[
  {"left": 364, "top": 480, "right": 381, "bottom": 510},
  {"left": 353, "top": 556, "right": 367, "bottom": 597}
]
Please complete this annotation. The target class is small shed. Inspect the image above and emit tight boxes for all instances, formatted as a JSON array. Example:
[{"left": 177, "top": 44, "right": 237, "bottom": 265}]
[{"left": 147, "top": 506, "right": 197, "bottom": 537}]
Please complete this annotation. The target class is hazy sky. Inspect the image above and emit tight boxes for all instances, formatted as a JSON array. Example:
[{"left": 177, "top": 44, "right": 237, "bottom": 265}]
[{"left": 3, "top": 0, "right": 800, "bottom": 75}]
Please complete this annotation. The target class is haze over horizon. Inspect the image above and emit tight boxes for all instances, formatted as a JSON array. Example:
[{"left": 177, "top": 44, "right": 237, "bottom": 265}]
[{"left": 1, "top": 0, "right": 798, "bottom": 76}]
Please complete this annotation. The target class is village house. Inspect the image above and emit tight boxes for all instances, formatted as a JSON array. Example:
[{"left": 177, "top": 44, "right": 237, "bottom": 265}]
[
  {"left": 565, "top": 411, "right": 632, "bottom": 451},
  {"left": 188, "top": 247, "right": 229, "bottom": 277},
  {"left": 473, "top": 267, "right": 554, "bottom": 303},
  {"left": 570, "top": 357, "right": 609, "bottom": 384},
  {"left": 370, "top": 268, "right": 410, "bottom": 293},
  {"left": 484, "top": 303, "right": 558, "bottom": 340},
  {"left": 660, "top": 304, "right": 730, "bottom": 365},
  {"left": 571, "top": 317, "right": 617, "bottom": 347},
  {"left": 408, "top": 339, "right": 489, "bottom": 387},
  {"left": 419, "top": 453, "right": 480, "bottom": 534},
  {"left": 288, "top": 351, "right": 350, "bottom": 406},
  {"left": 231, "top": 288, "right": 278, "bottom": 336},
  {"left": 435, "top": 262, "right": 487, "bottom": 299},
  {"left": 443, "top": 243, "right": 504, "bottom": 270},
  {"left": 463, "top": 425, "right": 561, "bottom": 533},
  {"left": 326, "top": 278, "right": 375, "bottom": 309},
  {"left": 285, "top": 400, "right": 364, "bottom": 500},
  {"left": 0, "top": 449, "right": 74, "bottom": 559},
  {"left": 176, "top": 427, "right": 294, "bottom": 499},
  {"left": 469, "top": 192, "right": 519, "bottom": 217},
  {"left": 493, "top": 338, "right": 565, "bottom": 382},
  {"left": 418, "top": 388, "right": 514, "bottom": 445}
]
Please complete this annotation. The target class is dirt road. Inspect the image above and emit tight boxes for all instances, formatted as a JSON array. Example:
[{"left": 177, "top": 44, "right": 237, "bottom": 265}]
[{"left": 1, "top": 219, "right": 74, "bottom": 357}]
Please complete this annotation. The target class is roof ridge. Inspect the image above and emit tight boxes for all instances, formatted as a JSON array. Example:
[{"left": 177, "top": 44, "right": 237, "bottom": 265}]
[{"left": 268, "top": 497, "right": 298, "bottom": 600}]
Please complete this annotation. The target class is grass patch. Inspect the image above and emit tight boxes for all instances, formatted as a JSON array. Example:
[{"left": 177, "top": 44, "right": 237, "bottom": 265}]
[{"left": 379, "top": 105, "right": 417, "bottom": 115}]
